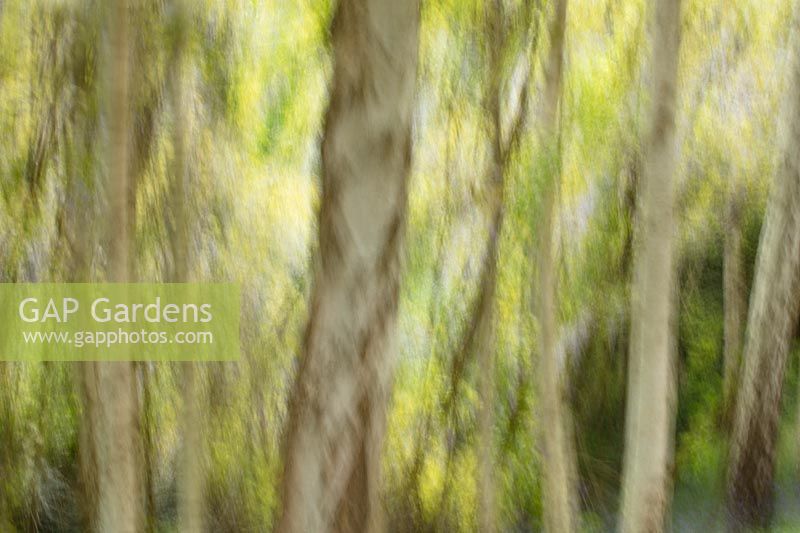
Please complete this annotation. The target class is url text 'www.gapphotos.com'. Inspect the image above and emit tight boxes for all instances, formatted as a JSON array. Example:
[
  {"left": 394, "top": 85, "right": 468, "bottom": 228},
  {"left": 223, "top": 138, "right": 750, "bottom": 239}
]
[{"left": 22, "top": 329, "right": 214, "bottom": 348}]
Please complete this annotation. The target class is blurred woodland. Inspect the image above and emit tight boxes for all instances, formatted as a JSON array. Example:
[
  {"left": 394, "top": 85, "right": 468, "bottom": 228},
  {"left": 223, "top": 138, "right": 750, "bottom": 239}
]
[{"left": 1, "top": 0, "right": 800, "bottom": 531}]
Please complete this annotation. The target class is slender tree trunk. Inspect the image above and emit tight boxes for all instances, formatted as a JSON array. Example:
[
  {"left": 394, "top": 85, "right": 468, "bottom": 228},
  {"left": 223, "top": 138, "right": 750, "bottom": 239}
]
[
  {"left": 89, "top": 1, "right": 143, "bottom": 531},
  {"left": 619, "top": 0, "right": 681, "bottom": 531},
  {"left": 723, "top": 181, "right": 745, "bottom": 416},
  {"left": 165, "top": 0, "right": 204, "bottom": 531},
  {"left": 108, "top": 0, "right": 132, "bottom": 285},
  {"left": 276, "top": 1, "right": 420, "bottom": 532},
  {"left": 534, "top": 0, "right": 576, "bottom": 531},
  {"left": 726, "top": 10, "right": 800, "bottom": 528},
  {"left": 91, "top": 359, "right": 141, "bottom": 533}
]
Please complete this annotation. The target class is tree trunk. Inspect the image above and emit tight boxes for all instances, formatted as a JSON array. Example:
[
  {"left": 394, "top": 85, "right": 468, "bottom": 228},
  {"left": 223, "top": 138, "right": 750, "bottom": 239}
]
[
  {"left": 726, "top": 9, "right": 800, "bottom": 528},
  {"left": 89, "top": 1, "right": 143, "bottom": 531},
  {"left": 534, "top": 0, "right": 576, "bottom": 531},
  {"left": 723, "top": 181, "right": 745, "bottom": 416},
  {"left": 619, "top": 0, "right": 681, "bottom": 531},
  {"left": 276, "top": 1, "right": 420, "bottom": 532},
  {"left": 165, "top": 0, "right": 204, "bottom": 531}
]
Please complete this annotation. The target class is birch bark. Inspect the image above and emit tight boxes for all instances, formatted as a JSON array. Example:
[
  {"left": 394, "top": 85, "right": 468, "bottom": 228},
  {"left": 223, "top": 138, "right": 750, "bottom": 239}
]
[
  {"left": 619, "top": 0, "right": 682, "bottom": 530},
  {"left": 277, "top": 2, "right": 420, "bottom": 532}
]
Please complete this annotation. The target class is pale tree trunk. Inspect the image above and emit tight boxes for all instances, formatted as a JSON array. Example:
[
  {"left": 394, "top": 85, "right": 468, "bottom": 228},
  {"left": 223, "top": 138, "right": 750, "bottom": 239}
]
[
  {"left": 276, "top": 1, "right": 419, "bottom": 532},
  {"left": 723, "top": 181, "right": 745, "bottom": 415},
  {"left": 619, "top": 0, "right": 681, "bottom": 531},
  {"left": 165, "top": 0, "right": 203, "bottom": 531},
  {"left": 726, "top": 10, "right": 800, "bottom": 528},
  {"left": 534, "top": 0, "right": 576, "bottom": 531},
  {"left": 88, "top": 1, "right": 143, "bottom": 531}
]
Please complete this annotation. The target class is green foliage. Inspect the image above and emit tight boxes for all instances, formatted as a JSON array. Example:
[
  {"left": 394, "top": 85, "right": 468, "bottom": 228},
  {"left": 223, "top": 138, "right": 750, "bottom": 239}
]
[{"left": 1, "top": 0, "right": 800, "bottom": 530}]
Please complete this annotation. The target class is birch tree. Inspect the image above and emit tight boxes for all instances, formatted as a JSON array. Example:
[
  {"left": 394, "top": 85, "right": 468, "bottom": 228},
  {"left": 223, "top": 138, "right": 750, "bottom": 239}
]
[
  {"left": 166, "top": 0, "right": 204, "bottom": 530},
  {"left": 87, "top": 0, "right": 144, "bottom": 530},
  {"left": 534, "top": 0, "right": 577, "bottom": 530},
  {"left": 723, "top": 179, "right": 745, "bottom": 414},
  {"left": 619, "top": 0, "right": 682, "bottom": 530},
  {"left": 276, "top": 1, "right": 420, "bottom": 532},
  {"left": 726, "top": 7, "right": 800, "bottom": 527}
]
